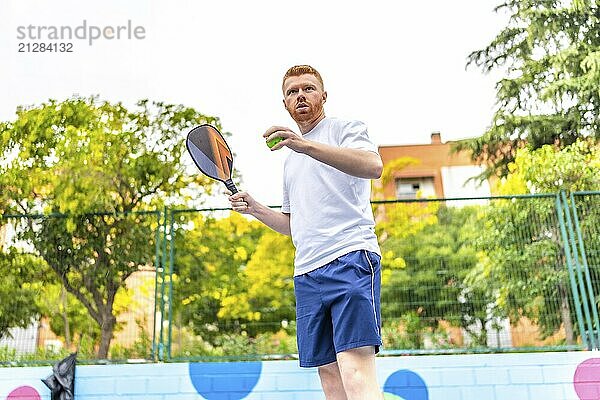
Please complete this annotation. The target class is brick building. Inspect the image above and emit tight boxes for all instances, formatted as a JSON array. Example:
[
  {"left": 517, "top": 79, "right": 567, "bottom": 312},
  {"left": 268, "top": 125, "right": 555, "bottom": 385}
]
[{"left": 376, "top": 132, "right": 492, "bottom": 200}]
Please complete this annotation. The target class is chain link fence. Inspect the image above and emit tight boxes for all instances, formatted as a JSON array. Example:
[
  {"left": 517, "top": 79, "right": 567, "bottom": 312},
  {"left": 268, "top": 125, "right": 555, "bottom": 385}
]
[
  {"left": 0, "top": 211, "right": 160, "bottom": 364},
  {"left": 1, "top": 192, "right": 598, "bottom": 364}
]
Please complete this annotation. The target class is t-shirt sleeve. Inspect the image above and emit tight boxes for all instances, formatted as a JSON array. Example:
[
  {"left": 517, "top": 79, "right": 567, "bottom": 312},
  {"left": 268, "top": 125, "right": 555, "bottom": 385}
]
[{"left": 338, "top": 120, "right": 378, "bottom": 153}]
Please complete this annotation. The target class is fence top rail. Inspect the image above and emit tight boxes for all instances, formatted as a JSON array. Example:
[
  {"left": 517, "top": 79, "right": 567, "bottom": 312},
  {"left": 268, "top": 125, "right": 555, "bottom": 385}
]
[
  {"left": 370, "top": 193, "right": 557, "bottom": 204},
  {"left": 170, "top": 205, "right": 283, "bottom": 214},
  {"left": 0, "top": 209, "right": 161, "bottom": 219},
  {"left": 1, "top": 193, "right": 567, "bottom": 218},
  {"left": 572, "top": 190, "right": 600, "bottom": 196},
  {"left": 170, "top": 194, "right": 561, "bottom": 213}
]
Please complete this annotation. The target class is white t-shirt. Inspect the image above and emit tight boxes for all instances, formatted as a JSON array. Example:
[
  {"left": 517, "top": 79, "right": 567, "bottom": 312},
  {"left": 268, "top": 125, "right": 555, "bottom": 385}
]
[{"left": 281, "top": 117, "right": 381, "bottom": 276}]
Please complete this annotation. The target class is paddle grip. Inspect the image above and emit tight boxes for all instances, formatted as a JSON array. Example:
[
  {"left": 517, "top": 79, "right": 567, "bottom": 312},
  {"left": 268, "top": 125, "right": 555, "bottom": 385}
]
[{"left": 224, "top": 179, "right": 238, "bottom": 194}]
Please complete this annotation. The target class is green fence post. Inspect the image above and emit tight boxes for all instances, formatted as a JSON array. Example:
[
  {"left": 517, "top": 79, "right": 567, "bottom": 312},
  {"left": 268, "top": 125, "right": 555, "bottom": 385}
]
[
  {"left": 152, "top": 210, "right": 161, "bottom": 361},
  {"left": 561, "top": 191, "right": 597, "bottom": 349},
  {"left": 570, "top": 192, "right": 600, "bottom": 349},
  {"left": 556, "top": 193, "right": 589, "bottom": 349},
  {"left": 167, "top": 209, "right": 175, "bottom": 361},
  {"left": 157, "top": 206, "right": 168, "bottom": 361}
]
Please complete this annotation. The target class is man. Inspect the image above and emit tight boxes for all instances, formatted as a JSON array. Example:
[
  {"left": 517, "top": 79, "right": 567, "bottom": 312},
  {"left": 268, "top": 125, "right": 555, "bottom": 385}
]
[{"left": 229, "top": 65, "right": 384, "bottom": 400}]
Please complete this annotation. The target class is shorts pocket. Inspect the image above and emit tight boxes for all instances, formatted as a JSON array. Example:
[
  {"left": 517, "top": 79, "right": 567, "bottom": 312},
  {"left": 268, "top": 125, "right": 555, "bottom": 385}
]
[
  {"left": 365, "top": 250, "right": 381, "bottom": 269},
  {"left": 295, "top": 305, "right": 312, "bottom": 320}
]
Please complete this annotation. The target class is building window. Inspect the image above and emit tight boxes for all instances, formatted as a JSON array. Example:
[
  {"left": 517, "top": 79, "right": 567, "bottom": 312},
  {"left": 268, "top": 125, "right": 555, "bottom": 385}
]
[{"left": 395, "top": 177, "right": 435, "bottom": 199}]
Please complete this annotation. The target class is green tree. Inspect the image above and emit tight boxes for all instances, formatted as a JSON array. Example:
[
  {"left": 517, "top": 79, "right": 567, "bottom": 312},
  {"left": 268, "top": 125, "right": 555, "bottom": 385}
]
[
  {"left": 0, "top": 97, "right": 220, "bottom": 358},
  {"left": 36, "top": 283, "right": 99, "bottom": 350},
  {"left": 232, "top": 229, "right": 296, "bottom": 333},
  {"left": 497, "top": 139, "right": 600, "bottom": 194},
  {"left": 472, "top": 196, "right": 575, "bottom": 343},
  {"left": 381, "top": 205, "right": 491, "bottom": 347},
  {"left": 469, "top": 141, "right": 600, "bottom": 345},
  {"left": 0, "top": 250, "right": 43, "bottom": 339},
  {"left": 171, "top": 211, "right": 268, "bottom": 344},
  {"left": 373, "top": 157, "right": 439, "bottom": 277},
  {"left": 456, "top": 0, "right": 600, "bottom": 179}
]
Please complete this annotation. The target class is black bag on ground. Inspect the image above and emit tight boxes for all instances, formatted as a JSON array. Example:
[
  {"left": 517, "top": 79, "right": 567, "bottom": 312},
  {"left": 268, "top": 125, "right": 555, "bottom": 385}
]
[{"left": 42, "top": 352, "right": 76, "bottom": 400}]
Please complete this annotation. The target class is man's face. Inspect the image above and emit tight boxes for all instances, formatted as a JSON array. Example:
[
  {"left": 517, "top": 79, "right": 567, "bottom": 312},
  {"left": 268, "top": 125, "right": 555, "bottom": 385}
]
[{"left": 282, "top": 74, "right": 327, "bottom": 124}]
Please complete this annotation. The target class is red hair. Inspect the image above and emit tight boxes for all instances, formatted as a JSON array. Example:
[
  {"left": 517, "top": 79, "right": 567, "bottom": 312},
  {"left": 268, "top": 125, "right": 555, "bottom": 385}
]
[{"left": 282, "top": 65, "right": 324, "bottom": 91}]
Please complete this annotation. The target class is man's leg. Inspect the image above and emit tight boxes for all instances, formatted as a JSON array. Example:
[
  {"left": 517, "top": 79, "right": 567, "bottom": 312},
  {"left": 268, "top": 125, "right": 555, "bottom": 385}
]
[
  {"left": 318, "top": 361, "right": 347, "bottom": 400},
  {"left": 336, "top": 346, "right": 383, "bottom": 400}
]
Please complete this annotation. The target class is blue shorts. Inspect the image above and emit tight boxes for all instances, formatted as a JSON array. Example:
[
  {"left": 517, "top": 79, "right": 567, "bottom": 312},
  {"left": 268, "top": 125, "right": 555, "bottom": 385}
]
[{"left": 293, "top": 250, "right": 382, "bottom": 368}]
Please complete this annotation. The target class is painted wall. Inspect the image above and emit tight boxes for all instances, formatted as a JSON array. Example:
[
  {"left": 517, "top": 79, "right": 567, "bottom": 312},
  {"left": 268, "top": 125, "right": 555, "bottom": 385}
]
[
  {"left": 2, "top": 351, "right": 599, "bottom": 400},
  {"left": 440, "top": 165, "right": 491, "bottom": 202}
]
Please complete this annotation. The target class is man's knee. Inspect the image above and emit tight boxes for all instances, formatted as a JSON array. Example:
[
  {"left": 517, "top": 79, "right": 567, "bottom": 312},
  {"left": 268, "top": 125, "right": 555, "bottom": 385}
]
[
  {"left": 337, "top": 347, "right": 382, "bottom": 399},
  {"left": 319, "top": 362, "right": 342, "bottom": 384},
  {"left": 318, "top": 362, "right": 346, "bottom": 397},
  {"left": 338, "top": 364, "right": 367, "bottom": 392}
]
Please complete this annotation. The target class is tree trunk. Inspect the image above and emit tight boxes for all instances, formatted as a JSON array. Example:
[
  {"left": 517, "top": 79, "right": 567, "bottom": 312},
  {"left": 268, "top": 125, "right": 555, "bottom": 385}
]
[
  {"left": 60, "top": 286, "right": 71, "bottom": 348},
  {"left": 97, "top": 313, "right": 117, "bottom": 359},
  {"left": 558, "top": 282, "right": 575, "bottom": 345}
]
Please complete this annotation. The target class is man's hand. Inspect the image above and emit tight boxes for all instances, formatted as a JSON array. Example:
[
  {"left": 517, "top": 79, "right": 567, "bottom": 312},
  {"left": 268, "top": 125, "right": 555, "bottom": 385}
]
[
  {"left": 228, "top": 191, "right": 257, "bottom": 215},
  {"left": 263, "top": 126, "right": 306, "bottom": 152},
  {"left": 228, "top": 190, "right": 292, "bottom": 236}
]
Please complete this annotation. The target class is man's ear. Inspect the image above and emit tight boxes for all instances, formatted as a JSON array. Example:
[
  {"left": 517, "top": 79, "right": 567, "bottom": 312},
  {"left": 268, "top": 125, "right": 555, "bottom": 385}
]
[
  {"left": 282, "top": 99, "right": 288, "bottom": 110},
  {"left": 322, "top": 91, "right": 327, "bottom": 104}
]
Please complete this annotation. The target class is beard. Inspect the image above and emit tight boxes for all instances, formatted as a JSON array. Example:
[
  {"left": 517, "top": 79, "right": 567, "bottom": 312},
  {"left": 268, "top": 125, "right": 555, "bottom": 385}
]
[{"left": 289, "top": 102, "right": 324, "bottom": 124}]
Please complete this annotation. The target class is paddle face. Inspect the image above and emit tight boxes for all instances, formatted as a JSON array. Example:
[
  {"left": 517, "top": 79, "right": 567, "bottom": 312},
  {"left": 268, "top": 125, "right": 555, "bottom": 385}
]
[{"left": 186, "top": 124, "right": 238, "bottom": 194}]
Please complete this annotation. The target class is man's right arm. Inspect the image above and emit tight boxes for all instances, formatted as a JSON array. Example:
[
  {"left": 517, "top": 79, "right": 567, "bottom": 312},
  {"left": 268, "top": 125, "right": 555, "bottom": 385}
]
[{"left": 228, "top": 191, "right": 291, "bottom": 236}]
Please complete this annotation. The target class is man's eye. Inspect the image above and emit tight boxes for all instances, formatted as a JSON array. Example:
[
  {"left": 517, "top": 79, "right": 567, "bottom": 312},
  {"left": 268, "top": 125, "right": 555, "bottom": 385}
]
[
  {"left": 287, "top": 89, "right": 298, "bottom": 95},
  {"left": 305, "top": 86, "right": 315, "bottom": 92}
]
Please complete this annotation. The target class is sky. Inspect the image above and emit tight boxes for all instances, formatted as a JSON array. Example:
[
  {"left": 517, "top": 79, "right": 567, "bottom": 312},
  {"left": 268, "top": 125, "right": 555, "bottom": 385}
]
[{"left": 0, "top": 0, "right": 508, "bottom": 207}]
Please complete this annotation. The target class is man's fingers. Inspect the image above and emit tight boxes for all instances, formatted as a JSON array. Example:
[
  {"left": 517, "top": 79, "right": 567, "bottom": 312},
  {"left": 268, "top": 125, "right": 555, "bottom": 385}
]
[
  {"left": 228, "top": 191, "right": 252, "bottom": 214},
  {"left": 264, "top": 126, "right": 292, "bottom": 138},
  {"left": 228, "top": 191, "right": 245, "bottom": 200}
]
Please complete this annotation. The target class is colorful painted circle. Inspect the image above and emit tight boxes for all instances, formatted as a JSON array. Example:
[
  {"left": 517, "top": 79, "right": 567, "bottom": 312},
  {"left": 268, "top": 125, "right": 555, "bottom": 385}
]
[
  {"left": 189, "top": 361, "right": 262, "bottom": 400},
  {"left": 383, "top": 393, "right": 404, "bottom": 400},
  {"left": 383, "top": 369, "right": 428, "bottom": 400},
  {"left": 7, "top": 386, "right": 41, "bottom": 400},
  {"left": 573, "top": 358, "right": 600, "bottom": 400}
]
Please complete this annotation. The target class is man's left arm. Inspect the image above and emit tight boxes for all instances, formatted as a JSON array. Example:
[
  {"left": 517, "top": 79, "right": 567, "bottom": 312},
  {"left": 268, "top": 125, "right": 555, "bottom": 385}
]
[
  {"left": 301, "top": 141, "right": 383, "bottom": 179},
  {"left": 265, "top": 124, "right": 383, "bottom": 179}
]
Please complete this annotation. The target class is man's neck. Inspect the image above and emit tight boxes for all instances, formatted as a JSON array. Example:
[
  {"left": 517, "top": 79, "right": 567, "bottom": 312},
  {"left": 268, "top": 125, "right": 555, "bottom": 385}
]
[{"left": 297, "top": 114, "right": 326, "bottom": 134}]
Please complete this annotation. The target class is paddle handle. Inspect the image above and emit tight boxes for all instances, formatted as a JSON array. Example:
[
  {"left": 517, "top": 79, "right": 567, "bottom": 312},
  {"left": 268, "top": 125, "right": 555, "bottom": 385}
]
[{"left": 224, "top": 179, "right": 238, "bottom": 194}]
